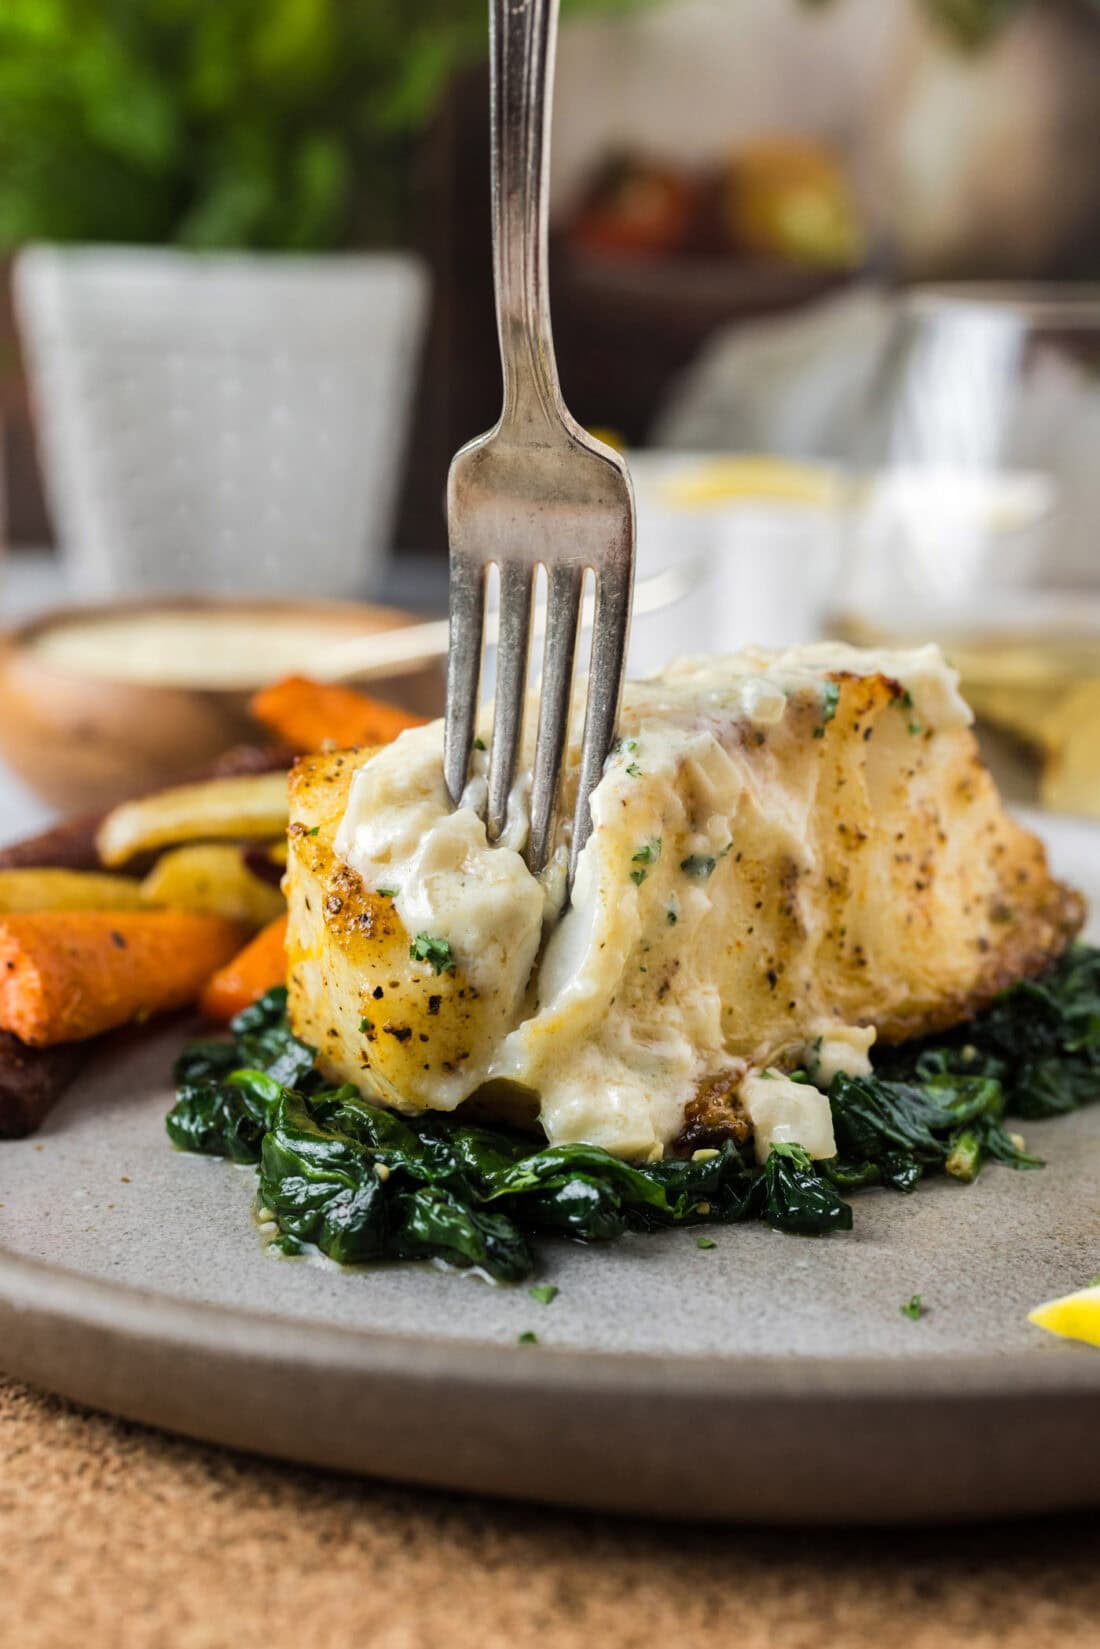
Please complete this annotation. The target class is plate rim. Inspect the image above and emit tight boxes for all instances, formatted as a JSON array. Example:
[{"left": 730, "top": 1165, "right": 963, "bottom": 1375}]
[
  {"left": 3, "top": 1244, "right": 1098, "bottom": 1404},
  {"left": 2, "top": 810, "right": 1098, "bottom": 1518}
]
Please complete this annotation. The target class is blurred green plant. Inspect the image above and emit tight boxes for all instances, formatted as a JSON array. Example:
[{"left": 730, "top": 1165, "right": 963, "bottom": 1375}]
[
  {"left": 0, "top": 0, "right": 650, "bottom": 252},
  {"left": 803, "top": 0, "right": 1100, "bottom": 51}
]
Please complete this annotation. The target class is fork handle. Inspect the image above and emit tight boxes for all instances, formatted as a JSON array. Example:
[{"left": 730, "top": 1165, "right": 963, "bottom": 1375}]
[{"left": 490, "top": 0, "right": 564, "bottom": 430}]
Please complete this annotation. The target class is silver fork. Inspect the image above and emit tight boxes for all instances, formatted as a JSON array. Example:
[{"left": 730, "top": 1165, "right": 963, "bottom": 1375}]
[{"left": 444, "top": 0, "right": 635, "bottom": 881}]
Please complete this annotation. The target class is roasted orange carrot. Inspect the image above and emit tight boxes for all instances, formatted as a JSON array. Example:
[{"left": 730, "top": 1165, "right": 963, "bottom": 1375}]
[
  {"left": 0, "top": 911, "right": 247, "bottom": 1047},
  {"left": 198, "top": 914, "right": 289, "bottom": 1025},
  {"left": 249, "top": 675, "right": 426, "bottom": 753}
]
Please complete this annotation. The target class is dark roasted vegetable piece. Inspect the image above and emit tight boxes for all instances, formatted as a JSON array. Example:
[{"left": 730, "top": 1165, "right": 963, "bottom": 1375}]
[
  {"left": 0, "top": 813, "right": 105, "bottom": 873},
  {"left": 0, "top": 1029, "right": 86, "bottom": 1138},
  {"left": 242, "top": 843, "right": 287, "bottom": 889}
]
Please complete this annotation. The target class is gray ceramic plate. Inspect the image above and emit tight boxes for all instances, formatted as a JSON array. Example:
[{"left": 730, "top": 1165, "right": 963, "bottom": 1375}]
[{"left": 2, "top": 812, "right": 1099, "bottom": 1523}]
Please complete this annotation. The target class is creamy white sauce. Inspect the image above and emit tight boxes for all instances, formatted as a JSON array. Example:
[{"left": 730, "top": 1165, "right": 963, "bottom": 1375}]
[
  {"left": 647, "top": 641, "right": 971, "bottom": 733},
  {"left": 335, "top": 725, "right": 544, "bottom": 1001},
  {"left": 805, "top": 1021, "right": 876, "bottom": 1088},
  {"left": 335, "top": 643, "right": 965, "bottom": 1158},
  {"left": 31, "top": 612, "right": 381, "bottom": 690},
  {"left": 740, "top": 1071, "right": 837, "bottom": 1163}
]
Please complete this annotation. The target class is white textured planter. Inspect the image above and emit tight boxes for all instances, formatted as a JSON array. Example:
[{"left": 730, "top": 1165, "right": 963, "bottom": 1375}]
[{"left": 14, "top": 247, "right": 429, "bottom": 598}]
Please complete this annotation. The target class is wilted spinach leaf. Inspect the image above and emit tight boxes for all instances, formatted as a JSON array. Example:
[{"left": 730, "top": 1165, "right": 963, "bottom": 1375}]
[
  {"left": 229, "top": 988, "right": 320, "bottom": 1091},
  {"left": 826, "top": 1068, "right": 1042, "bottom": 1192},
  {"left": 882, "top": 944, "right": 1100, "bottom": 1121},
  {"left": 755, "top": 1142, "right": 854, "bottom": 1233},
  {"left": 166, "top": 1069, "right": 284, "bottom": 1164},
  {"left": 391, "top": 1185, "right": 533, "bottom": 1281}
]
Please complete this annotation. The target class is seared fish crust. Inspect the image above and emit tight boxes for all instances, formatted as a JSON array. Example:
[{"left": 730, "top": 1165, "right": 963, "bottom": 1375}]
[{"left": 286, "top": 654, "right": 1082, "bottom": 1158}]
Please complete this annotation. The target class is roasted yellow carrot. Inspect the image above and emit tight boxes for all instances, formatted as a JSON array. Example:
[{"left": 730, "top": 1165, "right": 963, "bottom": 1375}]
[
  {"left": 0, "top": 868, "right": 146, "bottom": 913},
  {"left": 0, "top": 911, "right": 247, "bottom": 1047},
  {"left": 139, "top": 844, "right": 285, "bottom": 928},
  {"left": 96, "top": 772, "right": 290, "bottom": 867}
]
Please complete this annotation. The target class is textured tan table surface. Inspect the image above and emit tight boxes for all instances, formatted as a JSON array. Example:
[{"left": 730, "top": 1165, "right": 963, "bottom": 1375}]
[{"left": 2, "top": 1376, "right": 1098, "bottom": 1649}]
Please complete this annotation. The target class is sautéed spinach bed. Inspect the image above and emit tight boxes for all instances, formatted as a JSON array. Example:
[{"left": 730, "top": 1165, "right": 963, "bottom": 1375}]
[{"left": 166, "top": 947, "right": 1100, "bottom": 1283}]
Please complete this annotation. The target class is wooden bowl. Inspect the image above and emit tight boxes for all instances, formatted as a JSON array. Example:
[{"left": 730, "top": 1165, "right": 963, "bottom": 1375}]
[{"left": 0, "top": 596, "right": 444, "bottom": 815}]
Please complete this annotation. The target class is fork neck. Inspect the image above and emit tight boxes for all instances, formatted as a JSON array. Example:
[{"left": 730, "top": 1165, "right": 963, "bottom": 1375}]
[{"left": 490, "top": 0, "right": 566, "bottom": 434}]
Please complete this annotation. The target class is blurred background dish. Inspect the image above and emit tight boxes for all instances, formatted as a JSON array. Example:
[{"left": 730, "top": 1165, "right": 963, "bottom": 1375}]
[
  {"left": 0, "top": 597, "right": 441, "bottom": 814},
  {"left": 832, "top": 286, "right": 1100, "bottom": 820}
]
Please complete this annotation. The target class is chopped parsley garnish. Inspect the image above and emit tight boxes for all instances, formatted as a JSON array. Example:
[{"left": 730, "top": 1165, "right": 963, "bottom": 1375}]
[
  {"left": 908, "top": 720, "right": 923, "bottom": 736},
  {"left": 517, "top": 1331, "right": 539, "bottom": 1345},
  {"left": 630, "top": 869, "right": 647, "bottom": 886},
  {"left": 376, "top": 887, "right": 398, "bottom": 899},
  {"left": 666, "top": 906, "right": 678, "bottom": 926},
  {"left": 625, "top": 762, "right": 642, "bottom": 779},
  {"left": 812, "top": 681, "right": 841, "bottom": 739},
  {"left": 696, "top": 1235, "right": 717, "bottom": 1250},
  {"left": 528, "top": 1284, "right": 559, "bottom": 1305},
  {"left": 473, "top": 737, "right": 486, "bottom": 750},
  {"left": 409, "top": 933, "right": 456, "bottom": 975},
  {"left": 681, "top": 854, "right": 716, "bottom": 880},
  {"left": 900, "top": 1294, "right": 924, "bottom": 1321},
  {"left": 306, "top": 826, "right": 320, "bottom": 837},
  {"left": 358, "top": 1018, "right": 372, "bottom": 1035},
  {"left": 633, "top": 838, "right": 662, "bottom": 866}
]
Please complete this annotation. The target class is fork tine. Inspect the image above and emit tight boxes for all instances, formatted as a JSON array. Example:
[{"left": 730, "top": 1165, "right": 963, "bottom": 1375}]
[
  {"left": 569, "top": 562, "right": 633, "bottom": 879},
  {"left": 443, "top": 554, "right": 486, "bottom": 806},
  {"left": 526, "top": 562, "right": 583, "bottom": 873},
  {"left": 487, "top": 560, "right": 535, "bottom": 840}
]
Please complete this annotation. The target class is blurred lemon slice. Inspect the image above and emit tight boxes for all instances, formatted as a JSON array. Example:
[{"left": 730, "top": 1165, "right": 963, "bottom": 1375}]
[
  {"left": 660, "top": 456, "right": 843, "bottom": 510},
  {"left": 1029, "top": 1283, "right": 1100, "bottom": 1348}
]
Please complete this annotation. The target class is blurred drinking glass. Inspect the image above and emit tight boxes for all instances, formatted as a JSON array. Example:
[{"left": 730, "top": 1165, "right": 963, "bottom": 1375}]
[{"left": 832, "top": 285, "right": 1100, "bottom": 818}]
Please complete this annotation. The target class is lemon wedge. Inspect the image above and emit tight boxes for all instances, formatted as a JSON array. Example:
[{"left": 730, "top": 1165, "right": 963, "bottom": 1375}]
[
  {"left": 659, "top": 456, "right": 843, "bottom": 510},
  {"left": 1028, "top": 1284, "right": 1100, "bottom": 1348}
]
